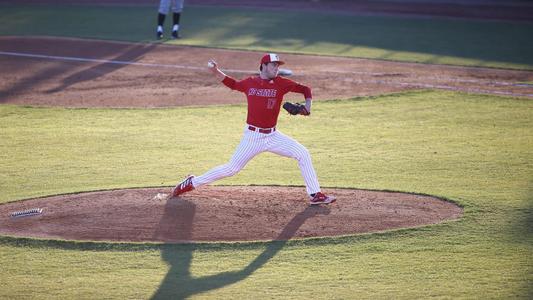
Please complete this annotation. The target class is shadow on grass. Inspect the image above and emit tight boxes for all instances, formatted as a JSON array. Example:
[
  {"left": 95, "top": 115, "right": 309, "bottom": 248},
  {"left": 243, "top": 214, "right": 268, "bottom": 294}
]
[
  {"left": 518, "top": 180, "right": 533, "bottom": 298},
  {"left": 182, "top": 6, "right": 533, "bottom": 68},
  {"left": 150, "top": 197, "right": 330, "bottom": 299},
  {"left": 1, "top": 5, "right": 532, "bottom": 70}
]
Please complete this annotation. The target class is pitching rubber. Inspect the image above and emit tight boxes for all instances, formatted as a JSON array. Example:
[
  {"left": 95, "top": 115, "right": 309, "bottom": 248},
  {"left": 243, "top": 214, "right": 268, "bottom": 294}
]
[{"left": 10, "top": 208, "right": 43, "bottom": 218}]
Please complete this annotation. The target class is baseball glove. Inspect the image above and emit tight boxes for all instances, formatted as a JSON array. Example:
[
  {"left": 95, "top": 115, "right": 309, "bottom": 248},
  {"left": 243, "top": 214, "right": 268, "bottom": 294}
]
[{"left": 283, "top": 102, "right": 310, "bottom": 116}]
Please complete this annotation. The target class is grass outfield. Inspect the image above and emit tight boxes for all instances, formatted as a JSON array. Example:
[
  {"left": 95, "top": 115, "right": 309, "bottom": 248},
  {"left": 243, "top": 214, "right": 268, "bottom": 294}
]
[
  {"left": 0, "top": 4, "right": 533, "bottom": 70},
  {"left": 0, "top": 90, "right": 532, "bottom": 298}
]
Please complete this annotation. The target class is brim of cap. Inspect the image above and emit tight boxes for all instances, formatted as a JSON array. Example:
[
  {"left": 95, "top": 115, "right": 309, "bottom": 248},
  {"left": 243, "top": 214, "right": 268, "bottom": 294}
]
[{"left": 260, "top": 60, "right": 285, "bottom": 66}]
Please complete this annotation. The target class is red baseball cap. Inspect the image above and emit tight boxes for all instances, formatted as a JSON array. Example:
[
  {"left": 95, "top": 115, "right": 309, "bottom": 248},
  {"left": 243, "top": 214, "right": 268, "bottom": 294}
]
[{"left": 260, "top": 53, "right": 285, "bottom": 66}]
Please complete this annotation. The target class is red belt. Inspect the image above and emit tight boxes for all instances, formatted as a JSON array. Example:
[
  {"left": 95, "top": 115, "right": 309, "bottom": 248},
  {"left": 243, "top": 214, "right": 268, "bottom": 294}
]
[{"left": 248, "top": 125, "right": 276, "bottom": 134}]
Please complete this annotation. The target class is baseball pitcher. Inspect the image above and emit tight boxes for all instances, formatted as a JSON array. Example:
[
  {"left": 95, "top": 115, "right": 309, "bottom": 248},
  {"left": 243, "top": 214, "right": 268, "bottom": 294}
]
[{"left": 172, "top": 53, "right": 335, "bottom": 205}]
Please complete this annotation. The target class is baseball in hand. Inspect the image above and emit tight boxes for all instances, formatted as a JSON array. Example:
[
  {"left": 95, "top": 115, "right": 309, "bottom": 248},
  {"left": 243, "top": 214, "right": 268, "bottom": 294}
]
[{"left": 207, "top": 61, "right": 215, "bottom": 68}]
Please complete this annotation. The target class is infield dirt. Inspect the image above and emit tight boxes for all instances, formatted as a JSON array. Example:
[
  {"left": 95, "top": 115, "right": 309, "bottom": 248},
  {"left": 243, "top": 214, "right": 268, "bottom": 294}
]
[{"left": 1, "top": 36, "right": 532, "bottom": 108}]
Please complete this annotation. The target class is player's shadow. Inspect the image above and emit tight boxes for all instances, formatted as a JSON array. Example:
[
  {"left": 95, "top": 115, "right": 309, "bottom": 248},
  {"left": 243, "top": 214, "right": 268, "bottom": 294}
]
[
  {"left": 151, "top": 196, "right": 330, "bottom": 299},
  {"left": 45, "top": 43, "right": 156, "bottom": 94},
  {"left": 0, "top": 42, "right": 155, "bottom": 102}
]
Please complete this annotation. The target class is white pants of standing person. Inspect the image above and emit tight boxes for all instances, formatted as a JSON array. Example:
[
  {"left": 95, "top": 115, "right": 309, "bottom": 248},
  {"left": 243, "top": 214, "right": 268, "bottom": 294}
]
[{"left": 158, "top": 0, "right": 184, "bottom": 14}]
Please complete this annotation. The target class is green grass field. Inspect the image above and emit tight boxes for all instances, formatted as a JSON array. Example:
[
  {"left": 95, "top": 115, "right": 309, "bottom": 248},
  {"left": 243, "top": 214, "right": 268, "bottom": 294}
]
[
  {"left": 1, "top": 2, "right": 533, "bottom": 299},
  {"left": 0, "top": 4, "right": 532, "bottom": 70},
  {"left": 1, "top": 91, "right": 532, "bottom": 298}
]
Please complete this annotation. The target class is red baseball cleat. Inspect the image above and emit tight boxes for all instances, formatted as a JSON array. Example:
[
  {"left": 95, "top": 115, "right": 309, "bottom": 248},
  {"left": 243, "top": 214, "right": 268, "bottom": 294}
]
[
  {"left": 309, "top": 192, "right": 336, "bottom": 205},
  {"left": 171, "top": 175, "right": 195, "bottom": 197}
]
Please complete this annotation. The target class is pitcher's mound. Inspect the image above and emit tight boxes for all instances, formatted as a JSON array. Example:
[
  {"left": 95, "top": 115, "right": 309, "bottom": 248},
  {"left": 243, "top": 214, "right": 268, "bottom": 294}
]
[{"left": 0, "top": 186, "right": 462, "bottom": 243}]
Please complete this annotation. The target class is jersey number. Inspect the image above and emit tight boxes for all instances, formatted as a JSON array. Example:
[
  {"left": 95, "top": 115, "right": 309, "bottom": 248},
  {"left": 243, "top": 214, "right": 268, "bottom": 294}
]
[{"left": 267, "top": 98, "right": 276, "bottom": 110}]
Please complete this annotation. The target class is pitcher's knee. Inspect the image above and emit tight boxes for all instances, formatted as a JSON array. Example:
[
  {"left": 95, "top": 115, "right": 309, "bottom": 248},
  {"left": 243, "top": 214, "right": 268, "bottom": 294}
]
[
  {"left": 223, "top": 163, "right": 242, "bottom": 177},
  {"left": 293, "top": 147, "right": 311, "bottom": 162}
]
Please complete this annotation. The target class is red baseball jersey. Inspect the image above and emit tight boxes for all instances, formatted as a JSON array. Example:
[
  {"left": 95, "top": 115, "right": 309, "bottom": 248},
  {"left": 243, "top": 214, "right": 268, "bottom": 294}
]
[{"left": 222, "top": 75, "right": 312, "bottom": 128}]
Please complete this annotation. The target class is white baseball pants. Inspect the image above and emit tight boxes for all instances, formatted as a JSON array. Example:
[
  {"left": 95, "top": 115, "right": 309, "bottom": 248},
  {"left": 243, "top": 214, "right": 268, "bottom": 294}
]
[
  {"left": 159, "top": 0, "right": 184, "bottom": 14},
  {"left": 191, "top": 125, "right": 321, "bottom": 195}
]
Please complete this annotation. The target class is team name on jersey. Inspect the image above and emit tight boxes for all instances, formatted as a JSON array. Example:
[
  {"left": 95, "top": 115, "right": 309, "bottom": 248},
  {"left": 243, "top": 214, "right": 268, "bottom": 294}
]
[{"left": 248, "top": 88, "right": 277, "bottom": 97}]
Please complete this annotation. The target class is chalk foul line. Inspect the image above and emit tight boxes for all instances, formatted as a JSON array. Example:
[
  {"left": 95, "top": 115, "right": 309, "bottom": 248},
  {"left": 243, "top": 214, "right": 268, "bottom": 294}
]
[{"left": 1, "top": 50, "right": 531, "bottom": 98}]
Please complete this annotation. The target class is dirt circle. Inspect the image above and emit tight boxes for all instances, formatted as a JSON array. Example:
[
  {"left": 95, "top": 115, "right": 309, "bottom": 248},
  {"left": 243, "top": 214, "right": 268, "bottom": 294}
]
[{"left": 0, "top": 186, "right": 462, "bottom": 243}]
